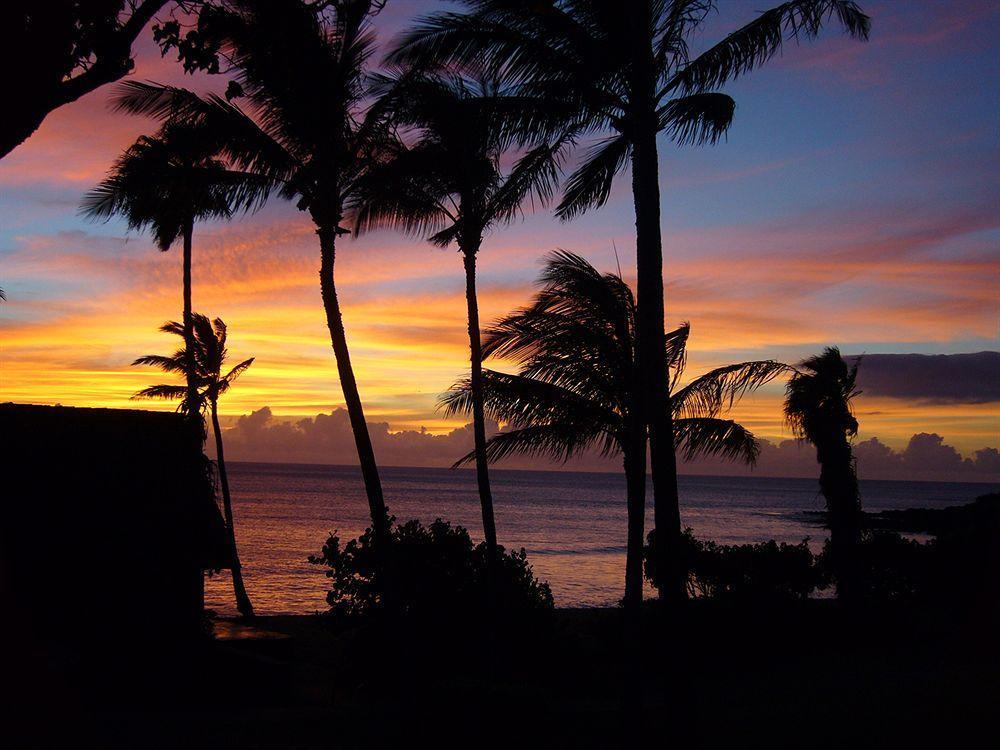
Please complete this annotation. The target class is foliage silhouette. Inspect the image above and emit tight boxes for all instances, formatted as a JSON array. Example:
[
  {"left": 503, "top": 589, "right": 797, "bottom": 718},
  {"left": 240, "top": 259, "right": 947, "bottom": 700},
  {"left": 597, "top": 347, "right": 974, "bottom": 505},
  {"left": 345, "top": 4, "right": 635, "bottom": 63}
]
[
  {"left": 646, "top": 528, "right": 825, "bottom": 601},
  {"left": 107, "top": 0, "right": 398, "bottom": 548},
  {"left": 442, "top": 251, "right": 789, "bottom": 611},
  {"left": 785, "top": 346, "right": 863, "bottom": 601},
  {"left": 391, "top": 0, "right": 871, "bottom": 604},
  {"left": 352, "top": 66, "right": 567, "bottom": 579},
  {"left": 82, "top": 121, "right": 269, "bottom": 421},
  {"left": 132, "top": 313, "right": 256, "bottom": 618},
  {"left": 4, "top": 1, "right": 171, "bottom": 158},
  {"left": 309, "top": 514, "right": 553, "bottom": 620}
]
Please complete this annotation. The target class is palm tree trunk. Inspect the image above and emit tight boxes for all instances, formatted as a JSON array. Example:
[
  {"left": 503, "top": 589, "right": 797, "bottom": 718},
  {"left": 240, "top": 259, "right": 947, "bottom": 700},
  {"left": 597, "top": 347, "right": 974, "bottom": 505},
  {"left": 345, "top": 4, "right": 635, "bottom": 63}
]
[
  {"left": 316, "top": 225, "right": 389, "bottom": 545},
  {"left": 630, "top": 119, "right": 685, "bottom": 603},
  {"left": 210, "top": 399, "right": 254, "bottom": 618},
  {"left": 820, "top": 440, "right": 862, "bottom": 602},
  {"left": 627, "top": 4, "right": 685, "bottom": 604},
  {"left": 181, "top": 218, "right": 199, "bottom": 426},
  {"left": 622, "top": 440, "right": 646, "bottom": 608},
  {"left": 461, "top": 246, "right": 499, "bottom": 559},
  {"left": 621, "top": 432, "right": 647, "bottom": 741}
]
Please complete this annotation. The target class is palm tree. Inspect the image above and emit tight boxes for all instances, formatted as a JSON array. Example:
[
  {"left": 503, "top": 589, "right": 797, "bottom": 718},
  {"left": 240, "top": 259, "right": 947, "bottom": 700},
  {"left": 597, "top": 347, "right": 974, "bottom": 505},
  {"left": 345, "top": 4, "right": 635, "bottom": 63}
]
[
  {"left": 442, "top": 251, "right": 789, "bottom": 609},
  {"left": 351, "top": 68, "right": 565, "bottom": 570},
  {"left": 784, "top": 347, "right": 862, "bottom": 602},
  {"left": 82, "top": 121, "right": 268, "bottom": 422},
  {"left": 443, "top": 251, "right": 786, "bottom": 737},
  {"left": 108, "top": 0, "right": 397, "bottom": 546},
  {"left": 391, "top": 0, "right": 870, "bottom": 602},
  {"left": 133, "top": 313, "right": 256, "bottom": 618}
]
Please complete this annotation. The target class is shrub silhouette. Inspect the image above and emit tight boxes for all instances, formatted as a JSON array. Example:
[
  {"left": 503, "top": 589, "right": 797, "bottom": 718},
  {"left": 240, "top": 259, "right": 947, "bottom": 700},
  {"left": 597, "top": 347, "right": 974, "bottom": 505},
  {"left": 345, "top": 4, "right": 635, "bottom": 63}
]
[
  {"left": 310, "top": 514, "right": 553, "bottom": 619},
  {"left": 645, "top": 528, "right": 824, "bottom": 601}
]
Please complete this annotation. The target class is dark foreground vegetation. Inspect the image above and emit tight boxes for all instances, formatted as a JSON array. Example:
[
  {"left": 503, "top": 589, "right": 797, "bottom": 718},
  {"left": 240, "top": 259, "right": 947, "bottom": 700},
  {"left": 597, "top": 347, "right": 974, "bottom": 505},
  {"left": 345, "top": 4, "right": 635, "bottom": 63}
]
[
  {"left": 12, "top": 494, "right": 997, "bottom": 750},
  {"left": 18, "top": 599, "right": 997, "bottom": 750}
]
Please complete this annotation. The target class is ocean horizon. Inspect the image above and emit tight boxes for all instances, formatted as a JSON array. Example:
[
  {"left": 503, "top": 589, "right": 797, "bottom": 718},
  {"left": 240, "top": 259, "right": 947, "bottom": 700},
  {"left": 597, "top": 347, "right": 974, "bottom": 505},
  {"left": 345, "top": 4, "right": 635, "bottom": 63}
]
[{"left": 205, "top": 461, "right": 996, "bottom": 615}]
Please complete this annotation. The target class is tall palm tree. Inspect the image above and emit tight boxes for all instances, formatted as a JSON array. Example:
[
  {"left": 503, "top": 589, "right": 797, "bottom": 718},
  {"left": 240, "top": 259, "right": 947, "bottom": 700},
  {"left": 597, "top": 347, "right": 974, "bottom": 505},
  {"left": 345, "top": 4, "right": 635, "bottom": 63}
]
[
  {"left": 82, "top": 121, "right": 268, "bottom": 422},
  {"left": 351, "top": 68, "right": 565, "bottom": 569},
  {"left": 443, "top": 251, "right": 786, "bottom": 737},
  {"left": 442, "top": 251, "right": 788, "bottom": 609},
  {"left": 108, "top": 0, "right": 397, "bottom": 546},
  {"left": 391, "top": 0, "right": 870, "bottom": 602},
  {"left": 133, "top": 313, "right": 257, "bottom": 618},
  {"left": 784, "top": 346, "right": 862, "bottom": 602}
]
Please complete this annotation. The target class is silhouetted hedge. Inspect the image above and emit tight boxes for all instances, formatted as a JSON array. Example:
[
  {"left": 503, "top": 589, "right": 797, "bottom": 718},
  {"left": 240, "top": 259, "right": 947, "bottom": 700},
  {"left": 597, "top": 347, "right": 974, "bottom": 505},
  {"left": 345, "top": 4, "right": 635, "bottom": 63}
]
[
  {"left": 645, "top": 528, "right": 825, "bottom": 601},
  {"left": 310, "top": 514, "right": 553, "bottom": 619}
]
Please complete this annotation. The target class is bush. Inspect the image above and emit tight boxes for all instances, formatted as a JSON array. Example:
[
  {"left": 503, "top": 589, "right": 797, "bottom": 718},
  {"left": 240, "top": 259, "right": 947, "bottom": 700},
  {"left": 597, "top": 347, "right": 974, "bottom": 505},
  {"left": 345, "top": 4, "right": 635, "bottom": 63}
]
[
  {"left": 645, "top": 528, "right": 825, "bottom": 601},
  {"left": 818, "top": 530, "right": 933, "bottom": 602},
  {"left": 309, "top": 514, "right": 553, "bottom": 620}
]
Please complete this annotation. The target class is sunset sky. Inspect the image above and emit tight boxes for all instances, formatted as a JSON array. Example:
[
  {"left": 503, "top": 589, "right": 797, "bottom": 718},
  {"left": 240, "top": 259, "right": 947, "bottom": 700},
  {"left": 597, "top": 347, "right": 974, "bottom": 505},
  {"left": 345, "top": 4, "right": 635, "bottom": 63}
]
[{"left": 2, "top": 0, "right": 997, "bottom": 463}]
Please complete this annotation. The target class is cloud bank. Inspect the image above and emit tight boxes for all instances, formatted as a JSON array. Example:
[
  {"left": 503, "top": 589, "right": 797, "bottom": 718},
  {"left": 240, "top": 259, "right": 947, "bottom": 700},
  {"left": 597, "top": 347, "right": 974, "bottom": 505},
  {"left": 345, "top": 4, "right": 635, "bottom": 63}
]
[
  {"left": 218, "top": 407, "right": 1000, "bottom": 485},
  {"left": 849, "top": 351, "right": 1000, "bottom": 404}
]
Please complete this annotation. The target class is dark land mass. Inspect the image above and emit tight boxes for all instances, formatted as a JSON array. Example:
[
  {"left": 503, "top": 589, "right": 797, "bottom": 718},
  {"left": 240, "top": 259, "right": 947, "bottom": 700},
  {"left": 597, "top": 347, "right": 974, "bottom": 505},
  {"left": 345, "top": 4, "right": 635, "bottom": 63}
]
[{"left": 15, "top": 600, "right": 997, "bottom": 749}]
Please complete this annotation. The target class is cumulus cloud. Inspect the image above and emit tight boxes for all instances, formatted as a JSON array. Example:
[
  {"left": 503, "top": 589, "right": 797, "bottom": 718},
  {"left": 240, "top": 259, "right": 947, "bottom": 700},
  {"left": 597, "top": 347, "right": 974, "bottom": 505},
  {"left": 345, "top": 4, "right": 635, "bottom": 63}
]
[
  {"left": 216, "top": 406, "right": 1000, "bottom": 484},
  {"left": 848, "top": 352, "right": 1000, "bottom": 404}
]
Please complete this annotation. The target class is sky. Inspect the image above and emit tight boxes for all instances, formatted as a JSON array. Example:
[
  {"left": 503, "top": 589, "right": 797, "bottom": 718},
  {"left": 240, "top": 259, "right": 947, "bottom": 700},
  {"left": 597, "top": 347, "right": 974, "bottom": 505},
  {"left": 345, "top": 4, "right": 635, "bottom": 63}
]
[{"left": 1, "top": 0, "right": 998, "bottom": 476}]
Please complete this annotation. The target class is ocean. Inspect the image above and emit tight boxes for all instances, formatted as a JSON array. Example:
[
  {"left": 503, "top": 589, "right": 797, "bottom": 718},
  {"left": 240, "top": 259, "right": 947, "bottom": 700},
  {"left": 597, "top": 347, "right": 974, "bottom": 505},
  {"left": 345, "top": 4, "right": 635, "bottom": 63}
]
[{"left": 204, "top": 462, "right": 994, "bottom": 615}]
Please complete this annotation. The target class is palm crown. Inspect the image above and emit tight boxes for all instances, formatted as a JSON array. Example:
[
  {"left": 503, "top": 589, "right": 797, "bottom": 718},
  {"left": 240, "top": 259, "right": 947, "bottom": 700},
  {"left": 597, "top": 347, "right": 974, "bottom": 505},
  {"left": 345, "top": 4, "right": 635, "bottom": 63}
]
[
  {"left": 784, "top": 346, "right": 860, "bottom": 445},
  {"left": 390, "top": 0, "right": 871, "bottom": 219},
  {"left": 80, "top": 120, "right": 269, "bottom": 250},
  {"left": 133, "top": 313, "right": 254, "bottom": 415},
  {"left": 442, "top": 251, "right": 790, "bottom": 465},
  {"left": 109, "top": 0, "right": 392, "bottom": 232},
  {"left": 351, "top": 67, "right": 566, "bottom": 247}
]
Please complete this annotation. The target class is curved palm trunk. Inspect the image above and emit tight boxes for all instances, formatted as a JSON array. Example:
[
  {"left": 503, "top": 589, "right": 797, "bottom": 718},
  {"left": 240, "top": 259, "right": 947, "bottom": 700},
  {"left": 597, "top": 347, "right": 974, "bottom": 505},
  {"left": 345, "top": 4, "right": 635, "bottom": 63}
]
[
  {"left": 621, "top": 428, "right": 647, "bottom": 740},
  {"left": 631, "top": 119, "right": 685, "bottom": 603},
  {"left": 622, "top": 438, "right": 647, "bottom": 608},
  {"left": 461, "top": 247, "right": 499, "bottom": 559},
  {"left": 181, "top": 218, "right": 199, "bottom": 425},
  {"left": 210, "top": 399, "right": 254, "bottom": 618},
  {"left": 818, "top": 438, "right": 862, "bottom": 602},
  {"left": 316, "top": 225, "right": 389, "bottom": 544},
  {"left": 627, "top": 5, "right": 685, "bottom": 602}
]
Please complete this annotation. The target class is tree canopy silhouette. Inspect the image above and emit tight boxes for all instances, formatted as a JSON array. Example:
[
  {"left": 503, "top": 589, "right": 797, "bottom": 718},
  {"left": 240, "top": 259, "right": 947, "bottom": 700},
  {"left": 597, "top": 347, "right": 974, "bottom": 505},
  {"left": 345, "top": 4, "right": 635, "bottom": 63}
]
[
  {"left": 785, "top": 346, "right": 863, "bottom": 601},
  {"left": 82, "top": 120, "right": 270, "bottom": 419},
  {"left": 107, "top": 0, "right": 397, "bottom": 547},
  {"left": 352, "top": 66, "right": 567, "bottom": 575},
  {"left": 443, "top": 251, "right": 789, "bottom": 608},
  {"left": 392, "top": 0, "right": 870, "bottom": 603},
  {"left": 133, "top": 313, "right": 256, "bottom": 617}
]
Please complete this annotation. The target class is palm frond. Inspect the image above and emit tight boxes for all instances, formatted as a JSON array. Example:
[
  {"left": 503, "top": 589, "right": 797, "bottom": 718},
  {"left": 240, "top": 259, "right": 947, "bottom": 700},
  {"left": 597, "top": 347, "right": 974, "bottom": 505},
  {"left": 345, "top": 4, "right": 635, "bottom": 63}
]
[
  {"left": 667, "top": 0, "right": 870, "bottom": 94},
  {"left": 673, "top": 360, "right": 792, "bottom": 419},
  {"left": 658, "top": 93, "right": 735, "bottom": 146},
  {"left": 131, "top": 353, "right": 185, "bottom": 373},
  {"left": 555, "top": 133, "right": 630, "bottom": 220},
  {"left": 674, "top": 417, "right": 760, "bottom": 465},
  {"left": 131, "top": 384, "right": 189, "bottom": 401},
  {"left": 453, "top": 421, "right": 614, "bottom": 467}
]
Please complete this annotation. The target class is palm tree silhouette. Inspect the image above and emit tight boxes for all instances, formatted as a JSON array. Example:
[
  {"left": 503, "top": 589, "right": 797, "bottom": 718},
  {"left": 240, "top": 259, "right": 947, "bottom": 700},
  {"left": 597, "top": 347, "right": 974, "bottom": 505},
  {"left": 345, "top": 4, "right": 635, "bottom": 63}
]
[
  {"left": 443, "top": 251, "right": 786, "bottom": 736},
  {"left": 351, "top": 68, "right": 565, "bottom": 570},
  {"left": 785, "top": 347, "right": 863, "bottom": 602},
  {"left": 109, "top": 0, "right": 396, "bottom": 546},
  {"left": 133, "top": 313, "right": 256, "bottom": 618},
  {"left": 442, "top": 251, "right": 788, "bottom": 609},
  {"left": 392, "top": 0, "right": 870, "bottom": 602},
  {"left": 82, "top": 121, "right": 268, "bottom": 422}
]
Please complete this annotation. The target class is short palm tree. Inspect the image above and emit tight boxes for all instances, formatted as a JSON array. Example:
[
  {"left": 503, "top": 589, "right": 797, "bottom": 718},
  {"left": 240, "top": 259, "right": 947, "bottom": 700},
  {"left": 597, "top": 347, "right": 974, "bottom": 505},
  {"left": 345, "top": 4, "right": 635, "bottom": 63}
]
[
  {"left": 351, "top": 68, "right": 565, "bottom": 569},
  {"left": 442, "top": 251, "right": 789, "bottom": 609},
  {"left": 133, "top": 313, "right": 256, "bottom": 618},
  {"left": 784, "top": 347, "right": 862, "bottom": 601},
  {"left": 82, "top": 121, "right": 268, "bottom": 421},
  {"left": 392, "top": 0, "right": 870, "bottom": 602},
  {"left": 109, "top": 0, "right": 396, "bottom": 545}
]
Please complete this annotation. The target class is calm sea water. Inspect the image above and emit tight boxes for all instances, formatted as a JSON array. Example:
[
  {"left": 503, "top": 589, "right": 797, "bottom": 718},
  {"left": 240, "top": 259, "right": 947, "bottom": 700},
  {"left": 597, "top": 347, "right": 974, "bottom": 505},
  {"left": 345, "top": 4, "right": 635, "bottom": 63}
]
[{"left": 205, "top": 462, "right": 994, "bottom": 614}]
